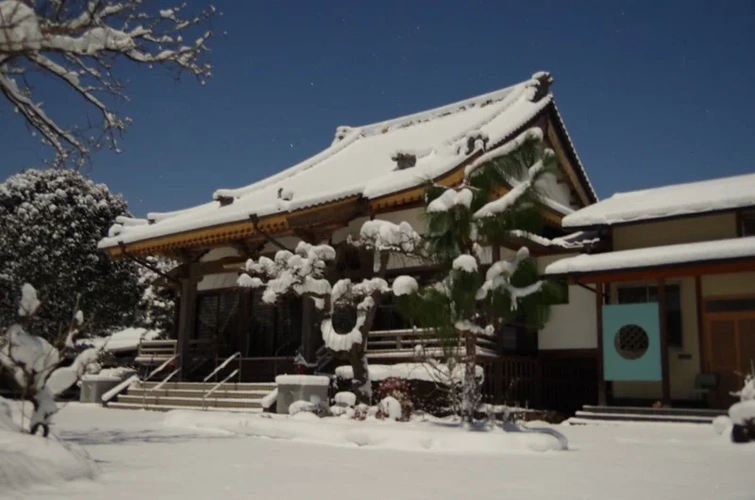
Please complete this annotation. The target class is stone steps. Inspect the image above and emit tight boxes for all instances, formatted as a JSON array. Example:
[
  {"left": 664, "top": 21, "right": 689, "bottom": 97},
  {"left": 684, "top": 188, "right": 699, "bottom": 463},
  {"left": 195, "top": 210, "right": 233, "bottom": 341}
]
[
  {"left": 107, "top": 402, "right": 265, "bottom": 413},
  {"left": 106, "top": 380, "right": 275, "bottom": 413},
  {"left": 569, "top": 405, "right": 725, "bottom": 425}
]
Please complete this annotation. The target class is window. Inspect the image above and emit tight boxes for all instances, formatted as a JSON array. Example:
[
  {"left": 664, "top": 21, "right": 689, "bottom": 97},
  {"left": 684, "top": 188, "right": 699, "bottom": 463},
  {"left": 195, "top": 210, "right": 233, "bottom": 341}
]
[
  {"left": 617, "top": 284, "right": 683, "bottom": 348},
  {"left": 706, "top": 297, "right": 755, "bottom": 313},
  {"left": 373, "top": 295, "right": 413, "bottom": 331},
  {"left": 741, "top": 211, "right": 755, "bottom": 236},
  {"left": 195, "top": 291, "right": 240, "bottom": 352},
  {"left": 246, "top": 291, "right": 303, "bottom": 357}
]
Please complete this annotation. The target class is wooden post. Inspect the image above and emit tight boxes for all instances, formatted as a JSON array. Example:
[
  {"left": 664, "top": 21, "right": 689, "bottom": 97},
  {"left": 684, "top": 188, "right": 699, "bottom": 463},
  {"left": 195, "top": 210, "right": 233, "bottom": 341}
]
[
  {"left": 176, "top": 263, "right": 199, "bottom": 381},
  {"left": 595, "top": 282, "right": 607, "bottom": 406},
  {"left": 657, "top": 279, "right": 671, "bottom": 406},
  {"left": 695, "top": 276, "right": 705, "bottom": 374}
]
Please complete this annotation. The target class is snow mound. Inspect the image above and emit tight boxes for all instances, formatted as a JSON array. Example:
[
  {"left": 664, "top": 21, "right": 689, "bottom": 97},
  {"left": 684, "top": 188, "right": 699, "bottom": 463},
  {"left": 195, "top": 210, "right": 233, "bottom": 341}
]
[
  {"left": 378, "top": 396, "right": 402, "bottom": 421},
  {"left": 0, "top": 398, "right": 97, "bottom": 492},
  {"left": 712, "top": 415, "right": 732, "bottom": 436},
  {"left": 164, "top": 410, "right": 567, "bottom": 454}
]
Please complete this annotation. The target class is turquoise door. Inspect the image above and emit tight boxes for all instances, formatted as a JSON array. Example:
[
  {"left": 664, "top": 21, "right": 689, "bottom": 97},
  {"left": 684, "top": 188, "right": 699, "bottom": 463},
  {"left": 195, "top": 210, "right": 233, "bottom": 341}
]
[{"left": 602, "top": 303, "right": 662, "bottom": 381}]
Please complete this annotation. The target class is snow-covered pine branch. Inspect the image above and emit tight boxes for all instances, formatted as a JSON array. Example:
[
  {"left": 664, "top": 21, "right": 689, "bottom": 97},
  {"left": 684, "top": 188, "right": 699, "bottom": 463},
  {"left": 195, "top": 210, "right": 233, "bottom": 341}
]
[
  {"left": 0, "top": 0, "right": 218, "bottom": 166},
  {"left": 237, "top": 221, "right": 420, "bottom": 403},
  {"left": 0, "top": 284, "right": 102, "bottom": 435},
  {"left": 392, "top": 128, "right": 559, "bottom": 422}
]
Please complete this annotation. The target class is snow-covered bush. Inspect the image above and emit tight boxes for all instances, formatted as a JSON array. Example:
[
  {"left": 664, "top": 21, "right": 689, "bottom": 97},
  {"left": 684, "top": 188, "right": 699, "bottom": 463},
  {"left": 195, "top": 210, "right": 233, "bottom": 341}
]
[
  {"left": 0, "top": 0, "right": 217, "bottom": 166},
  {"left": 0, "top": 284, "right": 101, "bottom": 435},
  {"left": 377, "top": 396, "right": 402, "bottom": 421},
  {"left": 0, "top": 169, "right": 144, "bottom": 341},
  {"left": 729, "top": 372, "right": 755, "bottom": 444},
  {"left": 377, "top": 377, "right": 413, "bottom": 421},
  {"left": 238, "top": 225, "right": 421, "bottom": 405}
]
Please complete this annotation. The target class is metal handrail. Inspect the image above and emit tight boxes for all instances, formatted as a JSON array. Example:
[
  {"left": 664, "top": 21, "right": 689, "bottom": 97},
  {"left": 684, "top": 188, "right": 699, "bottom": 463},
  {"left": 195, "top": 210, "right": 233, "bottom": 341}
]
[
  {"left": 145, "top": 354, "right": 179, "bottom": 381},
  {"left": 201, "top": 369, "right": 239, "bottom": 409},
  {"left": 143, "top": 365, "right": 181, "bottom": 408},
  {"left": 203, "top": 352, "right": 241, "bottom": 383},
  {"left": 101, "top": 353, "right": 179, "bottom": 405}
]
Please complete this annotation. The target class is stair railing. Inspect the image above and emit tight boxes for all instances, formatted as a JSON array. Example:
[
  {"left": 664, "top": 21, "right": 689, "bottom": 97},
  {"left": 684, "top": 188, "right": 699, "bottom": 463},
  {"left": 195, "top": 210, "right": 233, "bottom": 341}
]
[
  {"left": 102, "top": 353, "right": 179, "bottom": 406},
  {"left": 200, "top": 352, "right": 242, "bottom": 410}
]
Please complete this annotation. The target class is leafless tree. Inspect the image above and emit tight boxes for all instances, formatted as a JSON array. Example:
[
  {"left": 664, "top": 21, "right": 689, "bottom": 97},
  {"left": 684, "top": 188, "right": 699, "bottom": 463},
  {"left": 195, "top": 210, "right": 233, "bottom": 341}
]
[{"left": 0, "top": 0, "right": 217, "bottom": 166}]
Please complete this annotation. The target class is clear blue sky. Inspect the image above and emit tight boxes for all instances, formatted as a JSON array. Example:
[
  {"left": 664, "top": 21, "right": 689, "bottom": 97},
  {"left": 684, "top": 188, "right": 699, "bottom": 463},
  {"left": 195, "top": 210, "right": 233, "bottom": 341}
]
[{"left": 1, "top": 1, "right": 753, "bottom": 216}]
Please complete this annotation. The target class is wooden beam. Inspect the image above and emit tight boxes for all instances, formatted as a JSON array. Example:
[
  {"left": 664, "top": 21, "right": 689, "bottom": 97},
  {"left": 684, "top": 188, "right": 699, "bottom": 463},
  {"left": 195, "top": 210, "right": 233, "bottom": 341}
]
[
  {"left": 569, "top": 258, "right": 755, "bottom": 285},
  {"left": 595, "top": 282, "right": 607, "bottom": 406},
  {"left": 657, "top": 279, "right": 671, "bottom": 406}
]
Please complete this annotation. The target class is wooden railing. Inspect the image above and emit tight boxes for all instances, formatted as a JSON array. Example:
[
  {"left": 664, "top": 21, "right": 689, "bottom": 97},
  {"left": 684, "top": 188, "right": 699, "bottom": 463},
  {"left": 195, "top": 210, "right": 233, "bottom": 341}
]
[
  {"left": 367, "top": 328, "right": 498, "bottom": 359},
  {"left": 135, "top": 338, "right": 215, "bottom": 367}
]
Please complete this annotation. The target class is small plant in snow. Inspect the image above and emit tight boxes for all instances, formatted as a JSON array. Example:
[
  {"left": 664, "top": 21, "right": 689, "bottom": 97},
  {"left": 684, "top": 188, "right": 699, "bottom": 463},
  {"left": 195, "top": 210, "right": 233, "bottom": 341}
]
[
  {"left": 377, "top": 377, "right": 413, "bottom": 421},
  {"left": 730, "top": 364, "right": 755, "bottom": 444},
  {"left": 0, "top": 284, "right": 102, "bottom": 436}
]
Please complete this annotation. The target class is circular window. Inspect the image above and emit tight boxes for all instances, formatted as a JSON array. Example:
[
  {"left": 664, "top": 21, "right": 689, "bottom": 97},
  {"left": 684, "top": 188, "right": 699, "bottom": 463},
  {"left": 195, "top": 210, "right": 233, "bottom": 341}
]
[{"left": 614, "top": 325, "right": 649, "bottom": 360}]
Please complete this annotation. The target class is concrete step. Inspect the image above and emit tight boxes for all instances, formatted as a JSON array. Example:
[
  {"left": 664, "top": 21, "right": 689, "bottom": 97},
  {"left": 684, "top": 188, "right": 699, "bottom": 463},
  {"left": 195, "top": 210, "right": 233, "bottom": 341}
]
[
  {"left": 126, "top": 388, "right": 271, "bottom": 399},
  {"left": 572, "top": 411, "right": 713, "bottom": 425},
  {"left": 107, "top": 402, "right": 264, "bottom": 413},
  {"left": 138, "top": 381, "right": 276, "bottom": 392},
  {"left": 117, "top": 394, "right": 263, "bottom": 409},
  {"left": 582, "top": 405, "right": 726, "bottom": 419}
]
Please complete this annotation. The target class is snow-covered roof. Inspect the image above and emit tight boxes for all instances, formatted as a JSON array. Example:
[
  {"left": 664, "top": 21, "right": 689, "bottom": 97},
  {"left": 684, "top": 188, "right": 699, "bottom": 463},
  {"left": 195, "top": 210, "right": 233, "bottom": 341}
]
[
  {"left": 100, "top": 71, "right": 594, "bottom": 253},
  {"left": 76, "top": 327, "right": 160, "bottom": 353},
  {"left": 544, "top": 236, "right": 755, "bottom": 277},
  {"left": 562, "top": 173, "right": 755, "bottom": 229}
]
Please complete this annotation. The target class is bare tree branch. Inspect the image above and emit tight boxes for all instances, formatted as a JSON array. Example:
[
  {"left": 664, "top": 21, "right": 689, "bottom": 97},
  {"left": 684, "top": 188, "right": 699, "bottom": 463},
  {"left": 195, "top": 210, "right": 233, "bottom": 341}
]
[{"left": 0, "top": 0, "right": 218, "bottom": 167}]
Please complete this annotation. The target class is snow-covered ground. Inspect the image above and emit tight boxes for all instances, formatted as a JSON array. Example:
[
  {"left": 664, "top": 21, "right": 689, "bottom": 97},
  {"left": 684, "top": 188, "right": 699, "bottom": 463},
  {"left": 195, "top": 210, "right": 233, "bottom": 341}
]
[{"left": 6, "top": 403, "right": 754, "bottom": 500}]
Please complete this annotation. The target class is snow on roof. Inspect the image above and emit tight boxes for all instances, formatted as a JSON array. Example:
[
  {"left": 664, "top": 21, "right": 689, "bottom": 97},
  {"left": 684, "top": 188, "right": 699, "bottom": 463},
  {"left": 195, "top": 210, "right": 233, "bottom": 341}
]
[
  {"left": 544, "top": 236, "right": 755, "bottom": 277},
  {"left": 76, "top": 327, "right": 160, "bottom": 353},
  {"left": 562, "top": 173, "right": 755, "bottom": 229},
  {"left": 100, "top": 72, "right": 580, "bottom": 250}
]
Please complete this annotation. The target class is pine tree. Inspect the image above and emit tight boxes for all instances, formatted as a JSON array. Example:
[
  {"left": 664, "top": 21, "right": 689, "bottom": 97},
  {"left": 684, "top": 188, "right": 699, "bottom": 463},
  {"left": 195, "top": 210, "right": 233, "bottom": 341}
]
[
  {"left": 0, "top": 169, "right": 143, "bottom": 340},
  {"left": 394, "top": 128, "right": 563, "bottom": 422}
]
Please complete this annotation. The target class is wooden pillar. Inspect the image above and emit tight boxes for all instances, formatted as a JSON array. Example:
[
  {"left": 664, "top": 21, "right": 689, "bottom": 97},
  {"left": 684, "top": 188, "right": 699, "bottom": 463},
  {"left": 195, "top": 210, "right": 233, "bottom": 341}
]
[
  {"left": 237, "top": 290, "right": 251, "bottom": 358},
  {"left": 695, "top": 276, "right": 705, "bottom": 374},
  {"left": 300, "top": 297, "right": 319, "bottom": 363},
  {"left": 657, "top": 279, "right": 671, "bottom": 406},
  {"left": 176, "top": 263, "right": 199, "bottom": 381},
  {"left": 595, "top": 282, "right": 607, "bottom": 406}
]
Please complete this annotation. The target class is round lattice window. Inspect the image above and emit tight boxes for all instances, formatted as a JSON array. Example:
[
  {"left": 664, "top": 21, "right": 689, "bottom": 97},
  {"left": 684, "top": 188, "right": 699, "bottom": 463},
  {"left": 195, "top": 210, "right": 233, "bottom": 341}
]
[{"left": 614, "top": 325, "right": 649, "bottom": 360}]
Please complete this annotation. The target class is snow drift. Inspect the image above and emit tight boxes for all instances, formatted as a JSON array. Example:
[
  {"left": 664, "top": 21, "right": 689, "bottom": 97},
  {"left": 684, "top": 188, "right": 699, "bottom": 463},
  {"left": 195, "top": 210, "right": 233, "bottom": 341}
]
[
  {"left": 163, "top": 410, "right": 567, "bottom": 454},
  {"left": 0, "top": 398, "right": 98, "bottom": 492}
]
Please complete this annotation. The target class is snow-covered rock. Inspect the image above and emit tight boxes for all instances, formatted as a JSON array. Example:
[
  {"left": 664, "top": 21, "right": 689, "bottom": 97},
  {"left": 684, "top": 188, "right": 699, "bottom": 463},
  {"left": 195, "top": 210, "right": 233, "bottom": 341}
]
[
  {"left": 712, "top": 415, "right": 732, "bottom": 436},
  {"left": 379, "top": 396, "right": 403, "bottom": 421},
  {"left": 334, "top": 391, "right": 357, "bottom": 408}
]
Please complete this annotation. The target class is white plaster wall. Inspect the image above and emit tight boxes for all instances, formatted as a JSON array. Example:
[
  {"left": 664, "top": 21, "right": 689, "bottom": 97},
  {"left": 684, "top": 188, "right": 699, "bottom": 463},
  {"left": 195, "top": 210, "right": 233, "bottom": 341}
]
[
  {"left": 537, "top": 254, "right": 597, "bottom": 350},
  {"left": 200, "top": 246, "right": 241, "bottom": 262},
  {"left": 537, "top": 172, "right": 574, "bottom": 209},
  {"left": 197, "top": 272, "right": 238, "bottom": 291}
]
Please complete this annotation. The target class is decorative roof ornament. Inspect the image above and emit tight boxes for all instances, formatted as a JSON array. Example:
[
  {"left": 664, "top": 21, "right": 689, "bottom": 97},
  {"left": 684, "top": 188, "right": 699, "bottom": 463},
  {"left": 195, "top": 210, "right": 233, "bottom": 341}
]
[
  {"left": 333, "top": 126, "right": 354, "bottom": 144},
  {"left": 391, "top": 152, "right": 417, "bottom": 170},
  {"left": 529, "top": 71, "right": 554, "bottom": 102}
]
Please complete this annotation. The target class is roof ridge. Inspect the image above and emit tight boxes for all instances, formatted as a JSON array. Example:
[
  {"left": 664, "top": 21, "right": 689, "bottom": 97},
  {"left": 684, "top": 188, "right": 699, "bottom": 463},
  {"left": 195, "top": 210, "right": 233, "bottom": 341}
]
[
  {"left": 356, "top": 80, "right": 528, "bottom": 137},
  {"left": 611, "top": 171, "right": 755, "bottom": 199},
  {"left": 212, "top": 76, "right": 539, "bottom": 203}
]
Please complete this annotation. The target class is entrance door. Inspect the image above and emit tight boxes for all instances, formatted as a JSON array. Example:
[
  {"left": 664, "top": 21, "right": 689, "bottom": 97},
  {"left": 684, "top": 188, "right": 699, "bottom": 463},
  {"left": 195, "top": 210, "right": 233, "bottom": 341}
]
[{"left": 704, "top": 297, "right": 755, "bottom": 408}]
